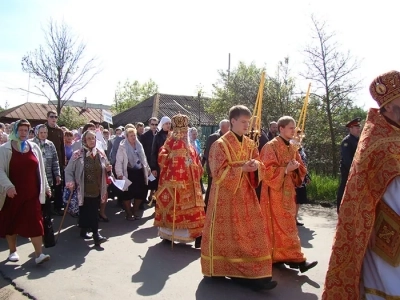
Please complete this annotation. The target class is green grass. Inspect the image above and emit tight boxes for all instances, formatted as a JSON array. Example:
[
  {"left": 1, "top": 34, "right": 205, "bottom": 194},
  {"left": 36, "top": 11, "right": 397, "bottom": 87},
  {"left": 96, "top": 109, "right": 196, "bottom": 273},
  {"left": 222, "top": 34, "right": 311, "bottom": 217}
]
[
  {"left": 307, "top": 172, "right": 339, "bottom": 202},
  {"left": 202, "top": 170, "right": 338, "bottom": 203}
]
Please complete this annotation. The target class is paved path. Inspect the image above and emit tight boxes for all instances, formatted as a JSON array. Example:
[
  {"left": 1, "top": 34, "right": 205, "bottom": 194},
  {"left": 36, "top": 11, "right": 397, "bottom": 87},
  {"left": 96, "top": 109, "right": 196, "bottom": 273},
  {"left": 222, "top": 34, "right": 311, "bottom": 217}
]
[{"left": 0, "top": 203, "right": 337, "bottom": 300}]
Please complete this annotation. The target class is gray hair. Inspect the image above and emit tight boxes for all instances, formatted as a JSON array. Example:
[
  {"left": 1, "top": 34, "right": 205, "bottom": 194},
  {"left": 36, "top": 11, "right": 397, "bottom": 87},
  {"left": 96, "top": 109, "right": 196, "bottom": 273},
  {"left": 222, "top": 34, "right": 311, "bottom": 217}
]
[{"left": 219, "top": 119, "right": 230, "bottom": 129}]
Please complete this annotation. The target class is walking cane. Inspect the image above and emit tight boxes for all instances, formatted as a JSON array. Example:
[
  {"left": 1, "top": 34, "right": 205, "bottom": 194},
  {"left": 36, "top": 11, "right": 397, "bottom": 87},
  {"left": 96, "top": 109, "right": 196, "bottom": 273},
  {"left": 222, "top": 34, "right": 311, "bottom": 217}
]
[{"left": 56, "top": 190, "right": 73, "bottom": 244}]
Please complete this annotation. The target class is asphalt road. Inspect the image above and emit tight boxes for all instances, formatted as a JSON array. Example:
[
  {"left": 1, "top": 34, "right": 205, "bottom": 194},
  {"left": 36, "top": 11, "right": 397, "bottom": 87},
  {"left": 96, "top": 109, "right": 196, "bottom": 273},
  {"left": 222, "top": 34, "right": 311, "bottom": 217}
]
[{"left": 0, "top": 203, "right": 337, "bottom": 300}]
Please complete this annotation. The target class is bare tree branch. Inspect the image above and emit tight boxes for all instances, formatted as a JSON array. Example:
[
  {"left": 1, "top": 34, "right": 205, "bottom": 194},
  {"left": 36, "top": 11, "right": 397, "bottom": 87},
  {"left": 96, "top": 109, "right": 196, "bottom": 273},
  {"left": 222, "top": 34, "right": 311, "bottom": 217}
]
[
  {"left": 21, "top": 19, "right": 101, "bottom": 115},
  {"left": 301, "top": 14, "right": 362, "bottom": 176}
]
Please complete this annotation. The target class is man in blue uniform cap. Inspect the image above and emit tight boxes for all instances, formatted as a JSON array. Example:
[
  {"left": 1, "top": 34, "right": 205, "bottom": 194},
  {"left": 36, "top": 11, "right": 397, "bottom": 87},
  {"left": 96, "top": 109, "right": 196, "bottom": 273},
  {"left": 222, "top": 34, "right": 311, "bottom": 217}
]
[{"left": 336, "top": 117, "right": 362, "bottom": 213}]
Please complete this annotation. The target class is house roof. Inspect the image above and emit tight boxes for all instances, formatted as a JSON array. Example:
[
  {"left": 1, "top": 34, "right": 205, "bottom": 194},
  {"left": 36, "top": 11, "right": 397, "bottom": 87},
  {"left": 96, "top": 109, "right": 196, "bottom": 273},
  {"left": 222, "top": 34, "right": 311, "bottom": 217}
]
[
  {"left": 113, "top": 93, "right": 216, "bottom": 127},
  {"left": 0, "top": 102, "right": 104, "bottom": 125}
]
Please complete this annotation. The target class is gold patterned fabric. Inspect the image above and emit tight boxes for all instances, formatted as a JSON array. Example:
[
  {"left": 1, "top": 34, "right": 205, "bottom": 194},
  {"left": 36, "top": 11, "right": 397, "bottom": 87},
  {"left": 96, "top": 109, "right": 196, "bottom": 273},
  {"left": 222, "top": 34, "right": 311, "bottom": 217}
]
[
  {"left": 370, "top": 70, "right": 400, "bottom": 108},
  {"left": 201, "top": 131, "right": 273, "bottom": 279},
  {"left": 260, "top": 137, "right": 307, "bottom": 263},
  {"left": 322, "top": 108, "right": 400, "bottom": 299},
  {"left": 153, "top": 129, "right": 205, "bottom": 242},
  {"left": 372, "top": 200, "right": 400, "bottom": 267}
]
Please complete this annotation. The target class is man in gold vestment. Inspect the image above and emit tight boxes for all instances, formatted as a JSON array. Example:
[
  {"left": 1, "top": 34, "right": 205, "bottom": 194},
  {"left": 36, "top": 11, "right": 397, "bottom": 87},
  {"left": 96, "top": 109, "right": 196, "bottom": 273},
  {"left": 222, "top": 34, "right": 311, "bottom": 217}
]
[
  {"left": 260, "top": 116, "right": 317, "bottom": 273},
  {"left": 201, "top": 105, "right": 277, "bottom": 291},
  {"left": 323, "top": 71, "right": 400, "bottom": 299}
]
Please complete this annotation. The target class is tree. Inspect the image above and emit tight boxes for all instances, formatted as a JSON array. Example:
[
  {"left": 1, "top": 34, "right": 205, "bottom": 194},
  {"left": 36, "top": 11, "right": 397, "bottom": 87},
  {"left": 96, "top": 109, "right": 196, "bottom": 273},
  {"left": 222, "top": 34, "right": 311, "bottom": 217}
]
[
  {"left": 207, "top": 60, "right": 297, "bottom": 126},
  {"left": 57, "top": 106, "right": 87, "bottom": 130},
  {"left": 264, "top": 57, "right": 297, "bottom": 122},
  {"left": 208, "top": 62, "right": 265, "bottom": 121},
  {"left": 301, "top": 15, "right": 362, "bottom": 177},
  {"left": 21, "top": 19, "right": 100, "bottom": 116},
  {"left": 112, "top": 79, "right": 158, "bottom": 113}
]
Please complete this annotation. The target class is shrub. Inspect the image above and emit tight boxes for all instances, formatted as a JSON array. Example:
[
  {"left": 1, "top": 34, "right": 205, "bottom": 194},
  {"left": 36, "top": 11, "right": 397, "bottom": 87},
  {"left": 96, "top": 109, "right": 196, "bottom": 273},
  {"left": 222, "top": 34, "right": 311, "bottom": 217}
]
[{"left": 306, "top": 172, "right": 339, "bottom": 202}]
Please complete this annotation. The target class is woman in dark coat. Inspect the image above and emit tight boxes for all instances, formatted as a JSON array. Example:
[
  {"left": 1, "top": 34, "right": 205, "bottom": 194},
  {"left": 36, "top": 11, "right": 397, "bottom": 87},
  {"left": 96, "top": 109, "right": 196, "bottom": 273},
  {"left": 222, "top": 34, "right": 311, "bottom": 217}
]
[{"left": 150, "top": 116, "right": 171, "bottom": 191}]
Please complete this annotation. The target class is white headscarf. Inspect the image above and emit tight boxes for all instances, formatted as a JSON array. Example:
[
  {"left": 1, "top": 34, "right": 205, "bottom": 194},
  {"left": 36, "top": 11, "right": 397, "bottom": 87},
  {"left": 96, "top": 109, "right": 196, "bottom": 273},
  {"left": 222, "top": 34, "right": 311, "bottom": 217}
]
[{"left": 157, "top": 116, "right": 171, "bottom": 132}]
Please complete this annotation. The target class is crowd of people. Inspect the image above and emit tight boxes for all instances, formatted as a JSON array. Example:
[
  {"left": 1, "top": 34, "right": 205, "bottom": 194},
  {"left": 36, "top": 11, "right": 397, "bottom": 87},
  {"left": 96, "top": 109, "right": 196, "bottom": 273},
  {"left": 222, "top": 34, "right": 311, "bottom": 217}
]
[{"left": 0, "top": 69, "right": 397, "bottom": 298}]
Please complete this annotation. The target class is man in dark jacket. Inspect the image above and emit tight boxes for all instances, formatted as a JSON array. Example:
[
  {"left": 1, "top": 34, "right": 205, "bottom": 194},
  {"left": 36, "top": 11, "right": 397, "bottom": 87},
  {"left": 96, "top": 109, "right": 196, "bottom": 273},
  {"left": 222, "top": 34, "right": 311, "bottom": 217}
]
[
  {"left": 336, "top": 117, "right": 362, "bottom": 213},
  {"left": 150, "top": 117, "right": 171, "bottom": 193},
  {"left": 202, "top": 119, "right": 230, "bottom": 208},
  {"left": 267, "top": 121, "right": 278, "bottom": 141},
  {"left": 139, "top": 117, "right": 159, "bottom": 201},
  {"left": 45, "top": 110, "right": 65, "bottom": 215}
]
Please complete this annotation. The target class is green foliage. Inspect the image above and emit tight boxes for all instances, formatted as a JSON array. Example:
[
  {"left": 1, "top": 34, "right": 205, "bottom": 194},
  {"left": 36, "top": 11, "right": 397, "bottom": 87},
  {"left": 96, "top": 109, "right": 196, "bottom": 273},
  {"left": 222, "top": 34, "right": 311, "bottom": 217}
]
[
  {"left": 303, "top": 98, "right": 367, "bottom": 174},
  {"left": 112, "top": 78, "right": 158, "bottom": 113},
  {"left": 206, "top": 58, "right": 297, "bottom": 125},
  {"left": 306, "top": 172, "right": 339, "bottom": 202},
  {"left": 58, "top": 106, "right": 86, "bottom": 130},
  {"left": 207, "top": 58, "right": 367, "bottom": 176}
]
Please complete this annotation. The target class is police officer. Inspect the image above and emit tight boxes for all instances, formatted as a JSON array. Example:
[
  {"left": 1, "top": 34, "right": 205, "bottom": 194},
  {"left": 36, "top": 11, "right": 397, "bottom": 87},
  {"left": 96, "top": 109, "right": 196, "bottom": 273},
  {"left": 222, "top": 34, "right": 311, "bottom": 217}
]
[{"left": 336, "top": 117, "right": 362, "bottom": 213}]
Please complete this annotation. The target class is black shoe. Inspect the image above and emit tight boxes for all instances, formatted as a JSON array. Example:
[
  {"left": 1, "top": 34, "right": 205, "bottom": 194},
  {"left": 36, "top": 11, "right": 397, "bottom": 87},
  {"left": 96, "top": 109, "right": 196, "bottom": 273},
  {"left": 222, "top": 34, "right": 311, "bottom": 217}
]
[
  {"left": 288, "top": 261, "right": 318, "bottom": 273},
  {"left": 296, "top": 221, "right": 304, "bottom": 226},
  {"left": 93, "top": 233, "right": 108, "bottom": 246},
  {"left": 194, "top": 236, "right": 202, "bottom": 248},
  {"left": 273, "top": 262, "right": 285, "bottom": 267},
  {"left": 299, "top": 261, "right": 318, "bottom": 273},
  {"left": 80, "top": 228, "right": 92, "bottom": 239},
  {"left": 230, "top": 277, "right": 277, "bottom": 291}
]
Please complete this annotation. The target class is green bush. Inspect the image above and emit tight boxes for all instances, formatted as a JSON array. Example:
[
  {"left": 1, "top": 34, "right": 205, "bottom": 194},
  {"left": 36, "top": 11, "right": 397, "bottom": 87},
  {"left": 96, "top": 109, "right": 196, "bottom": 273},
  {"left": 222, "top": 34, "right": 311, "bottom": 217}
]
[
  {"left": 202, "top": 169, "right": 338, "bottom": 203},
  {"left": 306, "top": 172, "right": 339, "bottom": 202}
]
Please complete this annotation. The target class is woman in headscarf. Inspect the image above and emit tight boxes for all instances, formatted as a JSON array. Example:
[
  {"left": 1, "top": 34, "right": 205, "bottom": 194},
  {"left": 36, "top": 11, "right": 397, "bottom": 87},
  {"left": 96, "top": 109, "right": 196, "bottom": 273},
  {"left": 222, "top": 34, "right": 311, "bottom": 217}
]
[
  {"left": 189, "top": 127, "right": 206, "bottom": 194},
  {"left": 31, "top": 124, "right": 61, "bottom": 217},
  {"left": 0, "top": 119, "right": 51, "bottom": 264},
  {"left": 115, "top": 127, "right": 150, "bottom": 220},
  {"left": 150, "top": 116, "right": 171, "bottom": 194},
  {"left": 65, "top": 130, "right": 111, "bottom": 246}
]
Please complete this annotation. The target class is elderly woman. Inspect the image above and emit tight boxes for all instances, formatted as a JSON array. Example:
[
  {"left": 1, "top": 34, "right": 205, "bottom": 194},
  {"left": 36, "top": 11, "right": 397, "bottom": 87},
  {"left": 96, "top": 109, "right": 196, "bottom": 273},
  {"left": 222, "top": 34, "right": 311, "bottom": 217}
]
[
  {"left": 65, "top": 130, "right": 111, "bottom": 246},
  {"left": 0, "top": 120, "right": 51, "bottom": 264},
  {"left": 188, "top": 127, "right": 202, "bottom": 155},
  {"left": 189, "top": 127, "right": 205, "bottom": 194},
  {"left": 31, "top": 124, "right": 61, "bottom": 217},
  {"left": 31, "top": 124, "right": 61, "bottom": 187},
  {"left": 115, "top": 127, "right": 150, "bottom": 220}
]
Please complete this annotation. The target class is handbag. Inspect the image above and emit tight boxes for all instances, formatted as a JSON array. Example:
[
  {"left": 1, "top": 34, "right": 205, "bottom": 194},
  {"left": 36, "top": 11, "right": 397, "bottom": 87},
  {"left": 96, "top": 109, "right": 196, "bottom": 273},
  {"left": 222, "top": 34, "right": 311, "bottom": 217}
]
[{"left": 43, "top": 214, "right": 56, "bottom": 248}]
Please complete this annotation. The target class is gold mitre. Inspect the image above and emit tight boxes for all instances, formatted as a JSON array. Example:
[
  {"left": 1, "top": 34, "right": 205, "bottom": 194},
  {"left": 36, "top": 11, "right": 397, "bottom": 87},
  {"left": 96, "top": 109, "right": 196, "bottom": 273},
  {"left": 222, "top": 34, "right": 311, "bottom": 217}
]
[{"left": 171, "top": 113, "right": 189, "bottom": 130}]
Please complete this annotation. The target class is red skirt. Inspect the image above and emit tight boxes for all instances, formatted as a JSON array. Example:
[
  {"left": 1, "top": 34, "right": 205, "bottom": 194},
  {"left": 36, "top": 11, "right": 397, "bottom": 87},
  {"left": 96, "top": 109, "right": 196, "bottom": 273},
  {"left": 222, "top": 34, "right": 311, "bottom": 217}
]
[{"left": 0, "top": 147, "right": 43, "bottom": 238}]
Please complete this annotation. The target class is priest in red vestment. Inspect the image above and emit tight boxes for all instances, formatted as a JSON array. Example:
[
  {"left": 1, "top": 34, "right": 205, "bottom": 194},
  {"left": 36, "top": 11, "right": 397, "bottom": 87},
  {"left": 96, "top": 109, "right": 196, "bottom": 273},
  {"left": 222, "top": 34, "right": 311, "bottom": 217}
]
[{"left": 154, "top": 113, "right": 205, "bottom": 245}]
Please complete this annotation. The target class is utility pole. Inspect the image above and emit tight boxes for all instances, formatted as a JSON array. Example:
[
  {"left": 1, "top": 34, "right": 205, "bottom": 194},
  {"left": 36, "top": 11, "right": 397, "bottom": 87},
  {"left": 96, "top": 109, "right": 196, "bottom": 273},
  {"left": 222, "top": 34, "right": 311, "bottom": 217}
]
[
  {"left": 198, "top": 90, "right": 201, "bottom": 127},
  {"left": 227, "top": 53, "right": 231, "bottom": 84}
]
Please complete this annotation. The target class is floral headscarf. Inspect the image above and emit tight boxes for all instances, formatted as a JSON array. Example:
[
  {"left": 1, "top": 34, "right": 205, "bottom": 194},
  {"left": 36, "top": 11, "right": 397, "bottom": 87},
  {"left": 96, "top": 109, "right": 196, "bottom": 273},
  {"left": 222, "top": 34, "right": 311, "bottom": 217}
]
[
  {"left": 34, "top": 124, "right": 47, "bottom": 138},
  {"left": 82, "top": 130, "right": 97, "bottom": 157},
  {"left": 9, "top": 119, "right": 30, "bottom": 151}
]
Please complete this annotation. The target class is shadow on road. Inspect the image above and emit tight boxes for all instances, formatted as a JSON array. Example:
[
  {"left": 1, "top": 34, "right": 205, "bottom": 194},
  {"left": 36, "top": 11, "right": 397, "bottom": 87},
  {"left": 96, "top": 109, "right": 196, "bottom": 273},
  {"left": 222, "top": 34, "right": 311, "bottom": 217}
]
[
  {"left": 298, "top": 226, "right": 316, "bottom": 248},
  {"left": 195, "top": 266, "right": 320, "bottom": 300},
  {"left": 131, "top": 242, "right": 199, "bottom": 296},
  {"left": 0, "top": 200, "right": 157, "bottom": 283}
]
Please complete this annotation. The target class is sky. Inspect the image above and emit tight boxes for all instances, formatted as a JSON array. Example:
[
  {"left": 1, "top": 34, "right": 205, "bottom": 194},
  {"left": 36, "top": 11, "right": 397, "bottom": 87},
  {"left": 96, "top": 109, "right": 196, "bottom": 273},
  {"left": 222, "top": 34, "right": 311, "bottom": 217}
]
[{"left": 1, "top": 0, "right": 399, "bottom": 113}]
